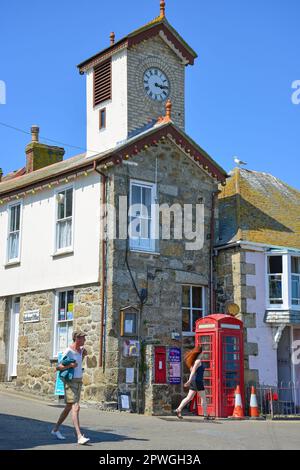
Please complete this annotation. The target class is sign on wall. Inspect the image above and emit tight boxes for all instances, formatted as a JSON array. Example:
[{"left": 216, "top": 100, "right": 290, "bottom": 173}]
[
  {"left": 168, "top": 347, "right": 181, "bottom": 385},
  {"left": 23, "top": 310, "right": 40, "bottom": 323}
]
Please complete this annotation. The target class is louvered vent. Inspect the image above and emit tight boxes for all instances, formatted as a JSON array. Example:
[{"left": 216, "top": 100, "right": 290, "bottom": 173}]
[{"left": 94, "top": 58, "right": 112, "bottom": 106}]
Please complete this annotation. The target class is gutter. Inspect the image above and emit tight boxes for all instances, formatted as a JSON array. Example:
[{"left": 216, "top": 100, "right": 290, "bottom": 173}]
[
  {"left": 215, "top": 239, "right": 300, "bottom": 254},
  {"left": 93, "top": 161, "right": 108, "bottom": 368},
  {"left": 210, "top": 191, "right": 219, "bottom": 313}
]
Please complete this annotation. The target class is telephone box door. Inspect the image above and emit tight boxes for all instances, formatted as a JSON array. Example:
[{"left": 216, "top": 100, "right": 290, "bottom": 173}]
[
  {"left": 196, "top": 333, "right": 216, "bottom": 417},
  {"left": 220, "top": 332, "right": 244, "bottom": 417}
]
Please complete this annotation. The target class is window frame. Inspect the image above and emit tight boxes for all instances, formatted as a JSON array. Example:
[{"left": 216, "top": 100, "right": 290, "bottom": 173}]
[
  {"left": 267, "top": 255, "right": 284, "bottom": 307},
  {"left": 54, "top": 184, "right": 75, "bottom": 255},
  {"left": 182, "top": 285, "right": 206, "bottom": 336},
  {"left": 99, "top": 108, "right": 106, "bottom": 130},
  {"left": 53, "top": 288, "right": 74, "bottom": 358},
  {"left": 129, "top": 179, "right": 157, "bottom": 253},
  {"left": 291, "top": 256, "right": 300, "bottom": 307},
  {"left": 6, "top": 200, "right": 23, "bottom": 264}
]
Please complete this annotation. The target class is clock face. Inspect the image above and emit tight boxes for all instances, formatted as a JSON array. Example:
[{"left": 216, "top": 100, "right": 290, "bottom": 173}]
[{"left": 143, "top": 68, "right": 170, "bottom": 101}]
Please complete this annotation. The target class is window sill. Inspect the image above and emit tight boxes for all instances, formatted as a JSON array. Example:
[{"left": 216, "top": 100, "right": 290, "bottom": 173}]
[
  {"left": 130, "top": 249, "right": 160, "bottom": 256},
  {"left": 5, "top": 261, "right": 21, "bottom": 269},
  {"left": 52, "top": 250, "right": 74, "bottom": 259}
]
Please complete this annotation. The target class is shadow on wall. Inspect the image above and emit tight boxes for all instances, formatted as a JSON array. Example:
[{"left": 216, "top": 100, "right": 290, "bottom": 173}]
[{"left": 0, "top": 413, "right": 148, "bottom": 450}]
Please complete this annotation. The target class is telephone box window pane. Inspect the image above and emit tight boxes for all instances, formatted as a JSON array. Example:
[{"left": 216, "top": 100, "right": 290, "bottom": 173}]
[
  {"left": 202, "top": 352, "right": 212, "bottom": 360},
  {"left": 224, "top": 353, "right": 240, "bottom": 361},
  {"left": 200, "top": 336, "right": 212, "bottom": 344}
]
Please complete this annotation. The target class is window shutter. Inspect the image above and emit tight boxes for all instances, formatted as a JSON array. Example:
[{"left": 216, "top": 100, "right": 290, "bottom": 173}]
[{"left": 94, "top": 58, "right": 112, "bottom": 106}]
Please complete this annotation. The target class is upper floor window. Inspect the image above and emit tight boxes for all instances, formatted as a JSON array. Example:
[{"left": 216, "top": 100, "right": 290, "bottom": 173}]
[
  {"left": 292, "top": 257, "right": 300, "bottom": 306},
  {"left": 99, "top": 108, "right": 106, "bottom": 130},
  {"left": 129, "top": 180, "right": 156, "bottom": 252},
  {"left": 182, "top": 285, "right": 205, "bottom": 334},
  {"left": 56, "top": 188, "right": 73, "bottom": 252},
  {"left": 268, "top": 256, "right": 283, "bottom": 305},
  {"left": 7, "top": 203, "right": 21, "bottom": 262}
]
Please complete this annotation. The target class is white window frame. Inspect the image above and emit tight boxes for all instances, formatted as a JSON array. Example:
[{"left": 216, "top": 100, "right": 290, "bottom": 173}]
[
  {"left": 266, "top": 254, "right": 284, "bottom": 308},
  {"left": 291, "top": 256, "right": 300, "bottom": 308},
  {"left": 53, "top": 288, "right": 74, "bottom": 358},
  {"left": 182, "top": 285, "right": 206, "bottom": 336},
  {"left": 6, "top": 200, "right": 23, "bottom": 264},
  {"left": 129, "top": 179, "right": 157, "bottom": 253},
  {"left": 54, "top": 184, "right": 75, "bottom": 255}
]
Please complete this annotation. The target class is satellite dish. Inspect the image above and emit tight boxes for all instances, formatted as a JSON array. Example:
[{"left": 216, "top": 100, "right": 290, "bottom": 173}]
[{"left": 226, "top": 303, "right": 240, "bottom": 316}]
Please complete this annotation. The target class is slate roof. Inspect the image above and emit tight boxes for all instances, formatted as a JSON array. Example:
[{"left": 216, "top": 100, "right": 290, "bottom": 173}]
[{"left": 218, "top": 168, "right": 300, "bottom": 250}]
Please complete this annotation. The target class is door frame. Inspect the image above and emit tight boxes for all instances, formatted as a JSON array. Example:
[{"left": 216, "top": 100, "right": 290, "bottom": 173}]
[{"left": 8, "top": 296, "right": 20, "bottom": 380}]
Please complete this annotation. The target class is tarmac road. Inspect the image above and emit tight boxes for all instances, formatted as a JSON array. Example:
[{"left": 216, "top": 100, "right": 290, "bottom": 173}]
[{"left": 0, "top": 390, "right": 300, "bottom": 450}]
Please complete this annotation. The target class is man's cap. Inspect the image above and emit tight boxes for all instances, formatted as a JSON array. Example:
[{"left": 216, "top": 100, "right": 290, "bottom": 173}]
[{"left": 72, "top": 331, "right": 87, "bottom": 341}]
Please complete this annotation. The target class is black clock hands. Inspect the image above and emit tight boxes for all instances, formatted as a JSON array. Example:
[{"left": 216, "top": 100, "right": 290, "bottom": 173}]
[{"left": 155, "top": 83, "right": 169, "bottom": 90}]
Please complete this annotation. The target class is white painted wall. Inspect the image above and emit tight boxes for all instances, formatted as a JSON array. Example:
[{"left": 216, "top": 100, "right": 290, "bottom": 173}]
[
  {"left": 0, "top": 173, "right": 101, "bottom": 296},
  {"left": 86, "top": 49, "right": 128, "bottom": 157},
  {"left": 246, "top": 250, "right": 278, "bottom": 385}
]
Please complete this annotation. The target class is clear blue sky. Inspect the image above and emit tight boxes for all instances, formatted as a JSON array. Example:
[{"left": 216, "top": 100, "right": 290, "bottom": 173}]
[{"left": 0, "top": 0, "right": 299, "bottom": 189}]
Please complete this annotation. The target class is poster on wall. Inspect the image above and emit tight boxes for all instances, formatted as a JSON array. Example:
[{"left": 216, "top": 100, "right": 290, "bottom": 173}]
[
  {"left": 54, "top": 352, "right": 65, "bottom": 396},
  {"left": 168, "top": 348, "right": 181, "bottom": 385}
]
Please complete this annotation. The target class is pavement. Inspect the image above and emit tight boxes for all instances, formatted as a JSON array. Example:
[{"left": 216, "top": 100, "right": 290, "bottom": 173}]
[{"left": 0, "top": 389, "right": 300, "bottom": 450}]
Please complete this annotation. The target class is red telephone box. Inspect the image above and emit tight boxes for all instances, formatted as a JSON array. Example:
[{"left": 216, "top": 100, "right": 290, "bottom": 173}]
[{"left": 195, "top": 314, "right": 244, "bottom": 418}]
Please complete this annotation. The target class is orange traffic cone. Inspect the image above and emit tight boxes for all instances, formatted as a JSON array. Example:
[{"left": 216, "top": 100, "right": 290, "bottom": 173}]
[
  {"left": 249, "top": 386, "right": 260, "bottom": 418},
  {"left": 231, "top": 385, "right": 245, "bottom": 419}
]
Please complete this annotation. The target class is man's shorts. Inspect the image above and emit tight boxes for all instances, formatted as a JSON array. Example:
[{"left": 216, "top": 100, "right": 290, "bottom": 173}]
[{"left": 63, "top": 378, "right": 82, "bottom": 404}]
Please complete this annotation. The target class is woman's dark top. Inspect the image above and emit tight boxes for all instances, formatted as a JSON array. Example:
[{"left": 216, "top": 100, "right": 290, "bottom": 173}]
[{"left": 189, "top": 359, "right": 205, "bottom": 392}]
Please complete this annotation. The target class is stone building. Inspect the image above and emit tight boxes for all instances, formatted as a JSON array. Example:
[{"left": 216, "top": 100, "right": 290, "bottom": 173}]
[
  {"left": 216, "top": 167, "right": 300, "bottom": 396},
  {"left": 0, "top": 1, "right": 227, "bottom": 414}
]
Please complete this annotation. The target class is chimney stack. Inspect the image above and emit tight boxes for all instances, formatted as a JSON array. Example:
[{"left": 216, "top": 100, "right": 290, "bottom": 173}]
[
  {"left": 110, "top": 32, "right": 115, "bottom": 45},
  {"left": 25, "top": 125, "right": 65, "bottom": 173}
]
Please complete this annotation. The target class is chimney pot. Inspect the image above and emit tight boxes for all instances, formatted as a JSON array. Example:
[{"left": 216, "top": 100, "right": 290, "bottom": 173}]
[
  {"left": 166, "top": 99, "right": 172, "bottom": 120},
  {"left": 31, "top": 125, "right": 39, "bottom": 142},
  {"left": 110, "top": 32, "right": 115, "bottom": 45}
]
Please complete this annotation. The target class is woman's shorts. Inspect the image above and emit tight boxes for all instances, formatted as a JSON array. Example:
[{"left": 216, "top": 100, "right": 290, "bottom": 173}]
[
  {"left": 190, "top": 380, "right": 205, "bottom": 392},
  {"left": 63, "top": 378, "right": 83, "bottom": 404}
]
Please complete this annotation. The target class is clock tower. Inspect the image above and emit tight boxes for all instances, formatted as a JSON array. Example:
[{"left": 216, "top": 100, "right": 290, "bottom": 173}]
[{"left": 78, "top": 1, "right": 197, "bottom": 157}]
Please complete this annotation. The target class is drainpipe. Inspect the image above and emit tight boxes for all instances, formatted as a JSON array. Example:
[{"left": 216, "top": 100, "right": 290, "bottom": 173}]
[
  {"left": 93, "top": 161, "right": 108, "bottom": 368},
  {"left": 210, "top": 191, "right": 219, "bottom": 314}
]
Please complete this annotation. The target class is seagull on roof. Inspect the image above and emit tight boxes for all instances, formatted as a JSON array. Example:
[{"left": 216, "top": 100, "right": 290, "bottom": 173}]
[{"left": 234, "top": 157, "right": 247, "bottom": 167}]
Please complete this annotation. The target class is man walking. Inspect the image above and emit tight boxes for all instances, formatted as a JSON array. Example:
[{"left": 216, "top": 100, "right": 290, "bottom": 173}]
[{"left": 51, "top": 331, "right": 90, "bottom": 445}]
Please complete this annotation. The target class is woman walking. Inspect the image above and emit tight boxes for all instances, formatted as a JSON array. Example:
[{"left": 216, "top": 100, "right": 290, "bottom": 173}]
[{"left": 175, "top": 345, "right": 210, "bottom": 420}]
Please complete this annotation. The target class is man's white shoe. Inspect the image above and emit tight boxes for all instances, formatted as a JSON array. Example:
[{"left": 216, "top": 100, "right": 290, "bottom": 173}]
[
  {"left": 78, "top": 435, "right": 90, "bottom": 445},
  {"left": 51, "top": 430, "right": 66, "bottom": 440}
]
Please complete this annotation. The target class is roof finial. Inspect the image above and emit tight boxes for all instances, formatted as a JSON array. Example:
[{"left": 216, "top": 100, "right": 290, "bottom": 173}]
[
  {"left": 166, "top": 99, "right": 172, "bottom": 121},
  {"left": 160, "top": 0, "right": 166, "bottom": 18},
  {"left": 110, "top": 32, "right": 115, "bottom": 46}
]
